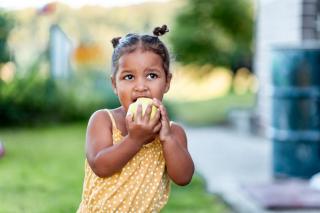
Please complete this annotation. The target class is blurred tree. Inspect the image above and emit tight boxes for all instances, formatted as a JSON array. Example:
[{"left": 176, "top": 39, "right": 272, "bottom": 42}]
[
  {"left": 170, "top": 0, "right": 254, "bottom": 71},
  {"left": 0, "top": 10, "right": 13, "bottom": 63}
]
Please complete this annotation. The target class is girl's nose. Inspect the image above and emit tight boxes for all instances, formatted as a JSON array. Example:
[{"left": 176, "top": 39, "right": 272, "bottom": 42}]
[{"left": 134, "top": 78, "right": 148, "bottom": 92}]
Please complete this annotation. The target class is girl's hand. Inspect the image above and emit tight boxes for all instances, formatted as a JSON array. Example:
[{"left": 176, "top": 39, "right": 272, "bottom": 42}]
[
  {"left": 152, "top": 98, "right": 173, "bottom": 143},
  {"left": 126, "top": 103, "right": 161, "bottom": 147}
]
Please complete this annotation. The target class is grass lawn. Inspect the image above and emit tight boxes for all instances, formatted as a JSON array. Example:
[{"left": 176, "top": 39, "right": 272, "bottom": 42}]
[
  {"left": 0, "top": 123, "right": 230, "bottom": 213},
  {"left": 169, "top": 93, "right": 255, "bottom": 126}
]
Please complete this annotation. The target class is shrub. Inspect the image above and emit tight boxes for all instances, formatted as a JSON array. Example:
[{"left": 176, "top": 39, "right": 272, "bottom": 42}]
[{"left": 0, "top": 71, "right": 120, "bottom": 126}]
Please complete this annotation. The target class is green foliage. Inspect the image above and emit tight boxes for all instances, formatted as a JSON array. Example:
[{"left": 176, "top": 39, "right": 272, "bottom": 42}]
[
  {"left": 163, "top": 175, "right": 230, "bottom": 212},
  {"left": 0, "top": 10, "right": 14, "bottom": 63},
  {"left": 0, "top": 71, "right": 120, "bottom": 126},
  {"left": 170, "top": 0, "right": 254, "bottom": 69},
  {"left": 0, "top": 123, "right": 230, "bottom": 212}
]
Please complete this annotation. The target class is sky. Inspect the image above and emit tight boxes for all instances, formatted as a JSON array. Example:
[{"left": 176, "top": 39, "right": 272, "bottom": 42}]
[{"left": 0, "top": 0, "right": 170, "bottom": 10}]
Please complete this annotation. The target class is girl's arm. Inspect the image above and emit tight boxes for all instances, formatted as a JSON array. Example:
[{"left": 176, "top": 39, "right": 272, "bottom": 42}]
[
  {"left": 162, "top": 123, "right": 195, "bottom": 186},
  {"left": 86, "top": 107, "right": 161, "bottom": 178},
  {"left": 153, "top": 100, "right": 195, "bottom": 186},
  {"left": 85, "top": 110, "right": 139, "bottom": 178}
]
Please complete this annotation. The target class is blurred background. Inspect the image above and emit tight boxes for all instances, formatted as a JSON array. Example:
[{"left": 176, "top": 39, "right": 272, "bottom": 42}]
[
  {"left": 1, "top": 0, "right": 319, "bottom": 212},
  {"left": 0, "top": 0, "right": 256, "bottom": 127}
]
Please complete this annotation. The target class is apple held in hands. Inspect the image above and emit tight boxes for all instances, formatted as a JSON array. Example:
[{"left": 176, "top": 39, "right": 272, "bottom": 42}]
[{"left": 128, "top": 98, "right": 158, "bottom": 120}]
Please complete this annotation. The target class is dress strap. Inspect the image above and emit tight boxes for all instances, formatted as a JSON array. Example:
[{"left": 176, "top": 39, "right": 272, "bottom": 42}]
[{"left": 105, "top": 109, "right": 116, "bottom": 129}]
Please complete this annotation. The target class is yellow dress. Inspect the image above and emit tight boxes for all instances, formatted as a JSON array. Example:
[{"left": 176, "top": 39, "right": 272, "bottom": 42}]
[{"left": 77, "top": 109, "right": 170, "bottom": 213}]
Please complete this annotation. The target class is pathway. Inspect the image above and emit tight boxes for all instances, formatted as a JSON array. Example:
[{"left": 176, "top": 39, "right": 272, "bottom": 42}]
[{"left": 186, "top": 126, "right": 319, "bottom": 213}]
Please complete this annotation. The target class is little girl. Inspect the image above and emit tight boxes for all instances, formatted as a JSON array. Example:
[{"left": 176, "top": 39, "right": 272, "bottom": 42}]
[{"left": 77, "top": 25, "right": 194, "bottom": 213}]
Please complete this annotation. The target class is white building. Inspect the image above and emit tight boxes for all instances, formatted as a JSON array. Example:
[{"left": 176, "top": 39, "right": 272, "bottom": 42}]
[
  {"left": 254, "top": 0, "right": 320, "bottom": 135},
  {"left": 49, "top": 25, "right": 73, "bottom": 78}
]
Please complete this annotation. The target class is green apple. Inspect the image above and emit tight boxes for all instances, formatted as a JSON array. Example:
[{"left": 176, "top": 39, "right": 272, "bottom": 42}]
[{"left": 127, "top": 97, "right": 158, "bottom": 120}]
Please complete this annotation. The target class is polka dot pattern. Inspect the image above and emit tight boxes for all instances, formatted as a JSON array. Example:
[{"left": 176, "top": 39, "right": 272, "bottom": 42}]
[{"left": 77, "top": 109, "right": 170, "bottom": 213}]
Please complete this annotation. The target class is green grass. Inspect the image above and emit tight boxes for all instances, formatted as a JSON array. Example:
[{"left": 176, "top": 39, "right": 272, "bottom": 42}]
[
  {"left": 162, "top": 176, "right": 230, "bottom": 213},
  {"left": 170, "top": 93, "right": 255, "bottom": 126},
  {"left": 0, "top": 123, "right": 230, "bottom": 213}
]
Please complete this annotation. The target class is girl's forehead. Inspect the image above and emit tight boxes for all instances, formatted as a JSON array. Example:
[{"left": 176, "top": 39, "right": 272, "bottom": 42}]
[{"left": 118, "top": 50, "right": 164, "bottom": 69}]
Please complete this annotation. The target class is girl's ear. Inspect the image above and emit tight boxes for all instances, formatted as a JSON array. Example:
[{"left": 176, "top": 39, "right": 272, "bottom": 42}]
[
  {"left": 111, "top": 75, "right": 118, "bottom": 96},
  {"left": 164, "top": 73, "right": 172, "bottom": 93}
]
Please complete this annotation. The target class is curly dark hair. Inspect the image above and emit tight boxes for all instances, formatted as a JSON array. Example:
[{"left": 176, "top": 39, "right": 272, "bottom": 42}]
[{"left": 110, "top": 25, "right": 170, "bottom": 76}]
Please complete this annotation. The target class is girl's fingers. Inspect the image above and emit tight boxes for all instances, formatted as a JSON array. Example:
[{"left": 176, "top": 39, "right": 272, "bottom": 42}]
[
  {"left": 159, "top": 105, "right": 171, "bottom": 136},
  {"left": 125, "top": 112, "right": 133, "bottom": 126},
  {"left": 152, "top": 99, "right": 165, "bottom": 118},
  {"left": 153, "top": 122, "right": 162, "bottom": 133},
  {"left": 143, "top": 104, "right": 152, "bottom": 122},
  {"left": 152, "top": 98, "right": 161, "bottom": 108},
  {"left": 135, "top": 104, "right": 143, "bottom": 123},
  {"left": 150, "top": 109, "right": 161, "bottom": 126},
  {"left": 159, "top": 104, "right": 170, "bottom": 122},
  {"left": 152, "top": 98, "right": 170, "bottom": 124}
]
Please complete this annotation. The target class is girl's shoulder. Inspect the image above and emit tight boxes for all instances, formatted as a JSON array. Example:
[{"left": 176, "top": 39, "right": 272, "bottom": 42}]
[
  {"left": 170, "top": 121, "right": 185, "bottom": 131},
  {"left": 168, "top": 122, "right": 189, "bottom": 148},
  {"left": 170, "top": 121, "right": 187, "bottom": 141},
  {"left": 87, "top": 107, "right": 125, "bottom": 130},
  {"left": 87, "top": 108, "right": 114, "bottom": 130}
]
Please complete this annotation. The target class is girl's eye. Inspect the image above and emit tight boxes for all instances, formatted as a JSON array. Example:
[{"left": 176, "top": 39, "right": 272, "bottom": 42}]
[
  {"left": 147, "top": 73, "right": 158, "bottom": 80},
  {"left": 124, "top": 74, "right": 134, "bottom": 80}
]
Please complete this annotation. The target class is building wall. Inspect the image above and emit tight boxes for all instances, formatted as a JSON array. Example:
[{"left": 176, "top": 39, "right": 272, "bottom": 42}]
[
  {"left": 255, "top": 0, "right": 303, "bottom": 134},
  {"left": 49, "top": 25, "right": 73, "bottom": 79},
  {"left": 302, "top": 0, "right": 320, "bottom": 40}
]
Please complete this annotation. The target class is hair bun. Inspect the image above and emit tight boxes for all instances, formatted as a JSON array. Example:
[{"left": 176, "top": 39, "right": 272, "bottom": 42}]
[
  {"left": 153, "top": 25, "right": 169, "bottom": 37},
  {"left": 111, "top": 37, "right": 121, "bottom": 48}
]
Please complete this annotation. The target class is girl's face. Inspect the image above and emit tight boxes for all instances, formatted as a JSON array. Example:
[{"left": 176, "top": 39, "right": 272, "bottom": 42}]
[{"left": 111, "top": 49, "right": 171, "bottom": 111}]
